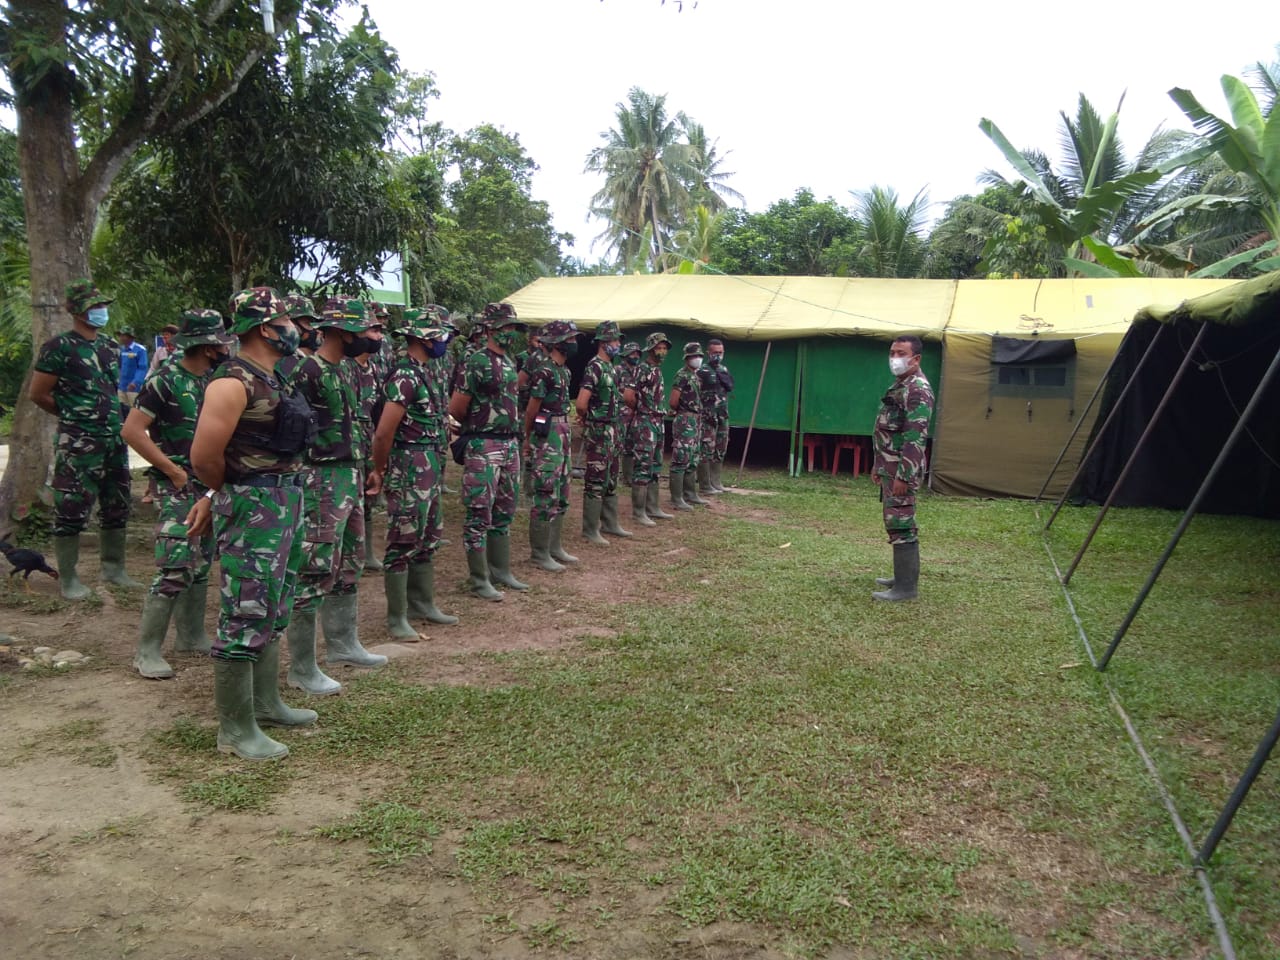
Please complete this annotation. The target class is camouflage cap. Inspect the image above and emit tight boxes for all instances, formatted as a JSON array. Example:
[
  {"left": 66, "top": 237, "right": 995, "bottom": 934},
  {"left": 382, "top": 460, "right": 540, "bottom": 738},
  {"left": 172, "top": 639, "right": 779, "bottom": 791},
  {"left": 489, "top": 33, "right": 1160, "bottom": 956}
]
[
  {"left": 594, "top": 320, "right": 621, "bottom": 341},
  {"left": 227, "top": 287, "right": 289, "bottom": 334},
  {"left": 683, "top": 341, "right": 704, "bottom": 358},
  {"left": 65, "top": 278, "right": 113, "bottom": 314},
  {"left": 369, "top": 301, "right": 391, "bottom": 320},
  {"left": 423, "top": 304, "right": 455, "bottom": 334},
  {"left": 173, "top": 308, "right": 235, "bottom": 350},
  {"left": 284, "top": 294, "right": 320, "bottom": 322},
  {"left": 118, "top": 325, "right": 136, "bottom": 337},
  {"left": 538, "top": 320, "right": 579, "bottom": 345},
  {"left": 621, "top": 341, "right": 641, "bottom": 356},
  {"left": 644, "top": 332, "right": 672, "bottom": 352},
  {"left": 399, "top": 307, "right": 445, "bottom": 341},
  {"left": 317, "top": 298, "right": 368, "bottom": 333},
  {"left": 476, "top": 301, "right": 524, "bottom": 330}
]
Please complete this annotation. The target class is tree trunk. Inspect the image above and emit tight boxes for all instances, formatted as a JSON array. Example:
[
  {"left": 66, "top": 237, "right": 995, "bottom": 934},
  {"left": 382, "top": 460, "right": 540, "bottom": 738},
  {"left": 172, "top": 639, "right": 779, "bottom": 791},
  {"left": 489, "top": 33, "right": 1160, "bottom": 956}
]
[{"left": 0, "top": 0, "right": 93, "bottom": 527}]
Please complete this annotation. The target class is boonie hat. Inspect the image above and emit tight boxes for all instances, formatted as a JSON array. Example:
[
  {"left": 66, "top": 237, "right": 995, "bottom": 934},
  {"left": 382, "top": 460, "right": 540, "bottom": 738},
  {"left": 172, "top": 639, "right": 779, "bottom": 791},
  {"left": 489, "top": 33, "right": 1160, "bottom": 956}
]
[
  {"left": 644, "top": 332, "right": 672, "bottom": 352},
  {"left": 621, "top": 341, "right": 641, "bottom": 356},
  {"left": 594, "top": 320, "right": 621, "bottom": 341},
  {"left": 538, "top": 320, "right": 579, "bottom": 345},
  {"left": 318, "top": 298, "right": 368, "bottom": 333},
  {"left": 65, "top": 278, "right": 113, "bottom": 314},
  {"left": 173, "top": 309, "right": 235, "bottom": 350},
  {"left": 228, "top": 287, "right": 289, "bottom": 334},
  {"left": 284, "top": 294, "right": 320, "bottom": 322},
  {"left": 399, "top": 307, "right": 445, "bottom": 341},
  {"left": 476, "top": 302, "right": 525, "bottom": 331},
  {"left": 683, "top": 341, "right": 704, "bottom": 358}
]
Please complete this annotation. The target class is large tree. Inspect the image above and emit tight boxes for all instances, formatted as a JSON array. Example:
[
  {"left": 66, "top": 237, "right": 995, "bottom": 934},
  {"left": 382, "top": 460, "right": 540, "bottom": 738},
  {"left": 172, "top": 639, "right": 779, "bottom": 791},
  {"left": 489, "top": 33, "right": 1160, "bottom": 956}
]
[
  {"left": 849, "top": 185, "right": 929, "bottom": 278},
  {"left": 709, "top": 189, "right": 860, "bottom": 276},
  {"left": 0, "top": 0, "right": 344, "bottom": 525}
]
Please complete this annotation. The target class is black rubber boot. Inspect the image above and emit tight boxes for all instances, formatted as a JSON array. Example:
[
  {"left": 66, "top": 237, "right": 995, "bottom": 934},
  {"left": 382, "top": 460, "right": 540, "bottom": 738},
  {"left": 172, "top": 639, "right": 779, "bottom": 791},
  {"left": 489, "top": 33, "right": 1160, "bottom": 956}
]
[{"left": 871, "top": 542, "right": 920, "bottom": 602}]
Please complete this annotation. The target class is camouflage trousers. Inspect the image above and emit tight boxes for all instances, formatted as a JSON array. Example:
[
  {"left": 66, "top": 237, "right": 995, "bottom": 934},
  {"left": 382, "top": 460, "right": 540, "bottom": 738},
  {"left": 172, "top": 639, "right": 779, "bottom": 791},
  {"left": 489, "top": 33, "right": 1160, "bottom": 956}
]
[
  {"left": 462, "top": 435, "right": 520, "bottom": 552},
  {"left": 294, "top": 463, "right": 365, "bottom": 611},
  {"left": 881, "top": 488, "right": 919, "bottom": 545},
  {"left": 528, "top": 418, "right": 571, "bottom": 522},
  {"left": 212, "top": 482, "right": 303, "bottom": 661},
  {"left": 383, "top": 445, "right": 443, "bottom": 572},
  {"left": 701, "top": 410, "right": 730, "bottom": 463},
  {"left": 631, "top": 417, "right": 664, "bottom": 487},
  {"left": 150, "top": 481, "right": 213, "bottom": 599},
  {"left": 670, "top": 412, "right": 701, "bottom": 475},
  {"left": 621, "top": 408, "right": 636, "bottom": 457},
  {"left": 51, "top": 431, "right": 131, "bottom": 536},
  {"left": 581, "top": 421, "right": 620, "bottom": 500}
]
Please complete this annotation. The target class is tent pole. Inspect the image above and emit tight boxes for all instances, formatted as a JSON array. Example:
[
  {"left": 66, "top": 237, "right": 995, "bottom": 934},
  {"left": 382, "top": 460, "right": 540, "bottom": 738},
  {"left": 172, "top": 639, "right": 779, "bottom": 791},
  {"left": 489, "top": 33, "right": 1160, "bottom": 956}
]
[
  {"left": 1036, "top": 341, "right": 1125, "bottom": 504},
  {"left": 735, "top": 341, "right": 773, "bottom": 488},
  {"left": 1063, "top": 322, "right": 1209, "bottom": 585},
  {"left": 1046, "top": 324, "right": 1167, "bottom": 531},
  {"left": 1197, "top": 704, "right": 1280, "bottom": 866},
  {"left": 1098, "top": 340, "right": 1280, "bottom": 668},
  {"left": 789, "top": 343, "right": 804, "bottom": 478}
]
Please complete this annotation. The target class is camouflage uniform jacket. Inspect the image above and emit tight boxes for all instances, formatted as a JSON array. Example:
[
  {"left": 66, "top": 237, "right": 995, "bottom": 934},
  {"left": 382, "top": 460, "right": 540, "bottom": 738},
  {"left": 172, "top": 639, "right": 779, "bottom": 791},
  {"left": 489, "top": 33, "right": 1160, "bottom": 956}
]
[
  {"left": 383, "top": 355, "right": 443, "bottom": 447},
  {"left": 219, "top": 357, "right": 305, "bottom": 481},
  {"left": 351, "top": 353, "right": 386, "bottom": 429},
  {"left": 632, "top": 360, "right": 666, "bottom": 418},
  {"left": 580, "top": 355, "right": 620, "bottom": 424},
  {"left": 133, "top": 361, "right": 210, "bottom": 473},
  {"left": 698, "top": 362, "right": 734, "bottom": 416},
  {"left": 672, "top": 367, "right": 703, "bottom": 414},
  {"left": 34, "top": 331, "right": 121, "bottom": 438},
  {"left": 426, "top": 354, "right": 452, "bottom": 426},
  {"left": 528, "top": 357, "right": 570, "bottom": 416},
  {"left": 288, "top": 354, "right": 362, "bottom": 464},
  {"left": 872, "top": 370, "right": 934, "bottom": 488},
  {"left": 451, "top": 343, "right": 479, "bottom": 394},
  {"left": 518, "top": 348, "right": 547, "bottom": 409},
  {"left": 459, "top": 347, "right": 519, "bottom": 436}
]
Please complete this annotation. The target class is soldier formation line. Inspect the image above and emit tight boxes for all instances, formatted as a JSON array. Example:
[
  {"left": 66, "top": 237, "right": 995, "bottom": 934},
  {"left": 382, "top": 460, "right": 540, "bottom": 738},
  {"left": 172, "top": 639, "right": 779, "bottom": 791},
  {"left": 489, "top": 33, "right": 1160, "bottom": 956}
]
[{"left": 28, "top": 280, "right": 932, "bottom": 761}]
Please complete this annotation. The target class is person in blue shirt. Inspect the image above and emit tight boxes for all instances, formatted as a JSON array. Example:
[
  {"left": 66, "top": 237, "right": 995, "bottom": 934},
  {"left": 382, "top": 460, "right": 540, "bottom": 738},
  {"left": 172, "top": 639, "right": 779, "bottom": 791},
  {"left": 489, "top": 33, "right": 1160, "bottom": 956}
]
[{"left": 117, "top": 326, "right": 148, "bottom": 407}]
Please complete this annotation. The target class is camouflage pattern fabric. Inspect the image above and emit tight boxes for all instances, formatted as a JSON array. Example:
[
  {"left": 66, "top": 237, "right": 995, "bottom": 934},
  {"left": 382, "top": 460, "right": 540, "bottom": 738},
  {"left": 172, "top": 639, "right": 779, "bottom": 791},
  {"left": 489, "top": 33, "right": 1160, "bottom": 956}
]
[
  {"left": 383, "top": 446, "right": 443, "bottom": 572},
  {"left": 670, "top": 366, "right": 703, "bottom": 475},
  {"left": 459, "top": 348, "right": 519, "bottom": 435},
  {"left": 698, "top": 361, "right": 733, "bottom": 463},
  {"left": 218, "top": 358, "right": 305, "bottom": 481},
  {"left": 873, "top": 370, "right": 934, "bottom": 545},
  {"left": 35, "top": 330, "right": 122, "bottom": 438},
  {"left": 134, "top": 361, "right": 208, "bottom": 473},
  {"left": 384, "top": 356, "right": 445, "bottom": 445},
  {"left": 528, "top": 419, "right": 571, "bottom": 522},
  {"left": 630, "top": 358, "right": 666, "bottom": 486},
  {"left": 294, "top": 463, "right": 365, "bottom": 608},
  {"left": 211, "top": 485, "right": 303, "bottom": 661},
  {"left": 580, "top": 355, "right": 622, "bottom": 499},
  {"left": 462, "top": 436, "right": 519, "bottom": 552},
  {"left": 287, "top": 354, "right": 362, "bottom": 464},
  {"left": 50, "top": 433, "right": 132, "bottom": 536},
  {"left": 151, "top": 485, "right": 213, "bottom": 598},
  {"left": 426, "top": 352, "right": 452, "bottom": 460}
]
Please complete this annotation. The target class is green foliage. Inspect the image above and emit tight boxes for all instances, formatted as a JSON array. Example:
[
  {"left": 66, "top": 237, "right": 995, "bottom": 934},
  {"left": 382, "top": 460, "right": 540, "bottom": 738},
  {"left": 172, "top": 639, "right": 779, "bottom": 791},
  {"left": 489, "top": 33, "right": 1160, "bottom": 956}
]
[
  {"left": 710, "top": 188, "right": 860, "bottom": 275},
  {"left": 0, "top": 126, "right": 29, "bottom": 406},
  {"left": 316, "top": 801, "right": 441, "bottom": 867},
  {"left": 849, "top": 185, "right": 929, "bottom": 277}
]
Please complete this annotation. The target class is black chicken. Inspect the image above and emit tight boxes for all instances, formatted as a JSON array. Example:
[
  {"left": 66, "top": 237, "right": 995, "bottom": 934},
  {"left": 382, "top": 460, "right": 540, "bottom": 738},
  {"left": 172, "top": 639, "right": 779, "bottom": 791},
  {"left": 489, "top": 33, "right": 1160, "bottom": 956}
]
[{"left": 0, "top": 539, "right": 59, "bottom": 593}]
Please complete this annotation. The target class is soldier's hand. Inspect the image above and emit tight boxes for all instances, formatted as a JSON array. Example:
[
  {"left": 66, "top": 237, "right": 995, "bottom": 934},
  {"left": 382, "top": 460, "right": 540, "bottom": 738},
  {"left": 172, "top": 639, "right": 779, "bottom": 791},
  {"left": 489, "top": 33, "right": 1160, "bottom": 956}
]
[
  {"left": 184, "top": 498, "right": 212, "bottom": 538},
  {"left": 891, "top": 478, "right": 909, "bottom": 497},
  {"left": 166, "top": 466, "right": 189, "bottom": 490},
  {"left": 365, "top": 469, "right": 383, "bottom": 497}
]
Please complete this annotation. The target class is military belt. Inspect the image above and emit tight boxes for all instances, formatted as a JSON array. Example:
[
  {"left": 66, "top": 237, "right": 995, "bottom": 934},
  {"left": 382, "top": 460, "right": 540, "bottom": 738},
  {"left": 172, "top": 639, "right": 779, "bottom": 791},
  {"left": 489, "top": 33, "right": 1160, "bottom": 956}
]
[{"left": 229, "top": 472, "right": 303, "bottom": 489}]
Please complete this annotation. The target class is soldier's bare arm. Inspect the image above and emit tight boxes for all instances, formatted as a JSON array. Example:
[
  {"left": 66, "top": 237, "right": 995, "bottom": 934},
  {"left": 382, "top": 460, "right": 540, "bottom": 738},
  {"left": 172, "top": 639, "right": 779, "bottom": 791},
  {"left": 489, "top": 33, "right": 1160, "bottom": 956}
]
[
  {"left": 575, "top": 386, "right": 592, "bottom": 422},
  {"left": 121, "top": 407, "right": 187, "bottom": 489},
  {"left": 522, "top": 395, "right": 543, "bottom": 457},
  {"left": 669, "top": 387, "right": 682, "bottom": 414},
  {"left": 29, "top": 371, "right": 58, "bottom": 415},
  {"left": 185, "top": 378, "right": 246, "bottom": 537},
  {"left": 447, "top": 390, "right": 471, "bottom": 424}
]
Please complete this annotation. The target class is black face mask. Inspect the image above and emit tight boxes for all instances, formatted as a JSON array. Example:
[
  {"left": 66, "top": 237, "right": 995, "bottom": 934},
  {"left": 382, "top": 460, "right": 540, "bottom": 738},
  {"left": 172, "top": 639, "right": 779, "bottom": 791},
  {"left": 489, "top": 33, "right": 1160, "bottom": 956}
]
[
  {"left": 298, "top": 326, "right": 321, "bottom": 352},
  {"left": 341, "top": 335, "right": 366, "bottom": 358},
  {"left": 709, "top": 354, "right": 723, "bottom": 366},
  {"left": 558, "top": 341, "right": 579, "bottom": 359},
  {"left": 208, "top": 349, "right": 231, "bottom": 370}
]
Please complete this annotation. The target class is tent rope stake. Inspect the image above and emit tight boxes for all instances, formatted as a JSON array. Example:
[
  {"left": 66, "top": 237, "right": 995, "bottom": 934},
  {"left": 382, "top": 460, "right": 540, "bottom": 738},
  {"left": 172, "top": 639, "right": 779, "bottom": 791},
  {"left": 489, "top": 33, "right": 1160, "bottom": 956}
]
[{"left": 1063, "top": 322, "right": 1209, "bottom": 584}]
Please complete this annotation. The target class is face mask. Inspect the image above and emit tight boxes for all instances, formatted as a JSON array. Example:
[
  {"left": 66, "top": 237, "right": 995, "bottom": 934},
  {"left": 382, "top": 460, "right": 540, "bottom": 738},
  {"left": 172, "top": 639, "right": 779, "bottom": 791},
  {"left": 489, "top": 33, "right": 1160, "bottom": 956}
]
[
  {"left": 709, "top": 354, "right": 723, "bottom": 366},
  {"left": 689, "top": 357, "right": 703, "bottom": 370},
  {"left": 86, "top": 307, "right": 109, "bottom": 328},
  {"left": 626, "top": 355, "right": 640, "bottom": 366},
  {"left": 605, "top": 344, "right": 621, "bottom": 358},
  {"left": 428, "top": 339, "right": 449, "bottom": 359},
  {"left": 208, "top": 349, "right": 230, "bottom": 370},
  {"left": 558, "top": 341, "right": 579, "bottom": 359},
  {"left": 341, "top": 335, "right": 365, "bottom": 358},
  {"left": 494, "top": 330, "right": 519, "bottom": 350},
  {"left": 266, "top": 323, "right": 300, "bottom": 356},
  {"left": 297, "top": 326, "right": 321, "bottom": 352},
  {"left": 889, "top": 356, "right": 912, "bottom": 376}
]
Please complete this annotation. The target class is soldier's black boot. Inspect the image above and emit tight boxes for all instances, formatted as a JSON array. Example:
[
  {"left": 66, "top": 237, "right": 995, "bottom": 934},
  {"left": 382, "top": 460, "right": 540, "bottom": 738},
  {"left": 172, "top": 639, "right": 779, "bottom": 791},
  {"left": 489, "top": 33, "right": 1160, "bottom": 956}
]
[
  {"left": 871, "top": 542, "right": 920, "bottom": 602},
  {"left": 631, "top": 483, "right": 656, "bottom": 527},
  {"left": 407, "top": 561, "right": 458, "bottom": 625},
  {"left": 99, "top": 526, "right": 142, "bottom": 587},
  {"left": 323, "top": 593, "right": 388, "bottom": 668},
  {"left": 466, "top": 549, "right": 505, "bottom": 602},
  {"left": 646, "top": 481, "right": 675, "bottom": 520},
  {"left": 601, "top": 495, "right": 632, "bottom": 538},
  {"left": 173, "top": 581, "right": 211, "bottom": 653},
  {"left": 487, "top": 533, "right": 529, "bottom": 590},
  {"left": 685, "top": 468, "right": 710, "bottom": 505},
  {"left": 549, "top": 514, "right": 579, "bottom": 565},
  {"left": 286, "top": 605, "right": 342, "bottom": 693},
  {"left": 253, "top": 639, "right": 319, "bottom": 728},
  {"left": 53, "top": 534, "right": 91, "bottom": 600},
  {"left": 530, "top": 518, "right": 566, "bottom": 572},
  {"left": 669, "top": 472, "right": 694, "bottom": 511},
  {"left": 133, "top": 592, "right": 176, "bottom": 679},
  {"left": 215, "top": 659, "right": 288, "bottom": 761},
  {"left": 582, "top": 497, "right": 610, "bottom": 545},
  {"left": 384, "top": 570, "right": 422, "bottom": 640}
]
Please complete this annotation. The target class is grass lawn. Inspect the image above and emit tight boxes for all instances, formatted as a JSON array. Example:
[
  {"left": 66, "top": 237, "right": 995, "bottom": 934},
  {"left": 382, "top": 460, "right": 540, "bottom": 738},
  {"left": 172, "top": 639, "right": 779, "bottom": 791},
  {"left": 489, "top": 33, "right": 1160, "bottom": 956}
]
[{"left": 152, "top": 470, "right": 1280, "bottom": 958}]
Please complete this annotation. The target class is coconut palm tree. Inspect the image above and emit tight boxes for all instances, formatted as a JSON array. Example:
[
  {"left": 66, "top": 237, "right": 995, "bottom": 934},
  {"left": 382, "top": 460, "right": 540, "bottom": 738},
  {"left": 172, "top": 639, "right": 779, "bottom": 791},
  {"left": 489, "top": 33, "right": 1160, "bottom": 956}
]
[
  {"left": 849, "top": 186, "right": 929, "bottom": 277},
  {"left": 678, "top": 119, "right": 744, "bottom": 213}
]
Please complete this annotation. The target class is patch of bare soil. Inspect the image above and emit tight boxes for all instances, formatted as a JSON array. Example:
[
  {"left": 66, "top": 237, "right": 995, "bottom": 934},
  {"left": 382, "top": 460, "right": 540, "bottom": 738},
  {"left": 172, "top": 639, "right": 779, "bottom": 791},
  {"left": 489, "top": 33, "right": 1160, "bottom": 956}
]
[{"left": 0, "top": 479, "right": 778, "bottom": 960}]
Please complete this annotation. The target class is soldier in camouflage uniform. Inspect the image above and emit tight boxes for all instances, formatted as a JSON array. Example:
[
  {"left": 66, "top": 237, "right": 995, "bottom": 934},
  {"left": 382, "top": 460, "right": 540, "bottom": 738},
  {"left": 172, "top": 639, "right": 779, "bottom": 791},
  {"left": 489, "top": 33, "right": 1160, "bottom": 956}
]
[
  {"left": 523, "top": 320, "right": 579, "bottom": 572},
  {"left": 625, "top": 332, "right": 674, "bottom": 526},
  {"left": 668, "top": 342, "right": 708, "bottom": 510},
  {"left": 426, "top": 309, "right": 457, "bottom": 501},
  {"left": 284, "top": 298, "right": 386, "bottom": 696},
  {"left": 30, "top": 278, "right": 140, "bottom": 599},
  {"left": 275, "top": 295, "right": 321, "bottom": 382},
  {"left": 185, "top": 287, "right": 317, "bottom": 761},
  {"left": 122, "top": 309, "right": 234, "bottom": 678},
  {"left": 696, "top": 338, "right": 733, "bottom": 495},
  {"left": 368, "top": 307, "right": 458, "bottom": 638},
  {"left": 515, "top": 329, "right": 545, "bottom": 503},
  {"left": 350, "top": 307, "right": 389, "bottom": 572},
  {"left": 871, "top": 335, "right": 934, "bottom": 602},
  {"left": 448, "top": 302, "right": 527, "bottom": 600},
  {"left": 576, "top": 321, "right": 631, "bottom": 547},
  {"left": 617, "top": 340, "right": 642, "bottom": 485}
]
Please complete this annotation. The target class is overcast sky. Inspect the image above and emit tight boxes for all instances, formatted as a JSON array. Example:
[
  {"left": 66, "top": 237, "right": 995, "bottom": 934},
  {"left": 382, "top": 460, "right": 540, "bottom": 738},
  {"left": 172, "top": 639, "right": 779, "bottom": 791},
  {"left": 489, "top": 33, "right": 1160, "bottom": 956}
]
[{"left": 351, "top": 0, "right": 1277, "bottom": 261}]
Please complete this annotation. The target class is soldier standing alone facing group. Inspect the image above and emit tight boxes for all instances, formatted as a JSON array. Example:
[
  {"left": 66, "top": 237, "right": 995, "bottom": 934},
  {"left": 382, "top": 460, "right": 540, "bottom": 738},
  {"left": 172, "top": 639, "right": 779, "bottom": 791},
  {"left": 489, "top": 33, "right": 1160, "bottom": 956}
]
[{"left": 696, "top": 338, "right": 733, "bottom": 495}]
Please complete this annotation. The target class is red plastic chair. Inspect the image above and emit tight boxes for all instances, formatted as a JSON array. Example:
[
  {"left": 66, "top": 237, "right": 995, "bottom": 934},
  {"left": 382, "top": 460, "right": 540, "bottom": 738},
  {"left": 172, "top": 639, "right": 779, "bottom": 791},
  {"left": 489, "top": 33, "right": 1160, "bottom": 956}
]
[
  {"left": 801, "top": 434, "right": 829, "bottom": 472},
  {"left": 831, "top": 436, "right": 870, "bottom": 477}
]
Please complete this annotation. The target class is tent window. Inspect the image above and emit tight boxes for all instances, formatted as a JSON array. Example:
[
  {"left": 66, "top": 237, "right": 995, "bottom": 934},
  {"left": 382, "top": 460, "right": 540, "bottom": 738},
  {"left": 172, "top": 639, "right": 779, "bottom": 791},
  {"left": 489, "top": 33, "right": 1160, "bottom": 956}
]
[
  {"left": 994, "top": 364, "right": 1070, "bottom": 394},
  {"left": 990, "top": 337, "right": 1076, "bottom": 399}
]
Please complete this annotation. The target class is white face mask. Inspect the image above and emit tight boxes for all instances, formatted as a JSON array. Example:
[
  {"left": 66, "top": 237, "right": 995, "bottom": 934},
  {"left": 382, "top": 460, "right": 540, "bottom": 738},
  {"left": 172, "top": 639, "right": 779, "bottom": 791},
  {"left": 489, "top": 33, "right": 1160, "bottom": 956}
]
[
  {"left": 689, "top": 357, "right": 703, "bottom": 370},
  {"left": 86, "top": 306, "right": 109, "bottom": 328},
  {"left": 889, "top": 356, "right": 912, "bottom": 376}
]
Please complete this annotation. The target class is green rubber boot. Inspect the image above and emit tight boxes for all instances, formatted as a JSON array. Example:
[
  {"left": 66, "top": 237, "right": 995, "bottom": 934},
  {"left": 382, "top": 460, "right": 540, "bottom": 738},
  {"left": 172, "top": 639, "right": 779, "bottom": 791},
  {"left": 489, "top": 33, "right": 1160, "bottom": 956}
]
[
  {"left": 173, "top": 581, "right": 211, "bottom": 653},
  {"left": 322, "top": 592, "right": 388, "bottom": 668},
  {"left": 363, "top": 553, "right": 384, "bottom": 573},
  {"left": 529, "top": 518, "right": 565, "bottom": 572},
  {"left": 871, "top": 542, "right": 920, "bottom": 602},
  {"left": 384, "top": 570, "right": 422, "bottom": 640},
  {"left": 696, "top": 461, "right": 717, "bottom": 496},
  {"left": 53, "top": 535, "right": 91, "bottom": 600},
  {"left": 99, "top": 527, "right": 142, "bottom": 587},
  {"left": 631, "top": 483, "right": 656, "bottom": 527},
  {"left": 286, "top": 605, "right": 342, "bottom": 694},
  {"left": 133, "top": 592, "right": 176, "bottom": 679},
  {"left": 646, "top": 481, "right": 674, "bottom": 520},
  {"left": 710, "top": 461, "right": 727, "bottom": 493},
  {"left": 686, "top": 467, "right": 710, "bottom": 505},
  {"left": 669, "top": 472, "right": 694, "bottom": 511},
  {"left": 407, "top": 561, "right": 458, "bottom": 625},
  {"left": 215, "top": 659, "right": 289, "bottom": 760},
  {"left": 621, "top": 454, "right": 635, "bottom": 486},
  {"left": 487, "top": 533, "right": 529, "bottom": 590},
  {"left": 466, "top": 549, "right": 504, "bottom": 602},
  {"left": 582, "top": 497, "right": 610, "bottom": 546},
  {"left": 601, "top": 495, "right": 632, "bottom": 538},
  {"left": 252, "top": 639, "right": 318, "bottom": 728},
  {"left": 549, "top": 514, "right": 579, "bottom": 564}
]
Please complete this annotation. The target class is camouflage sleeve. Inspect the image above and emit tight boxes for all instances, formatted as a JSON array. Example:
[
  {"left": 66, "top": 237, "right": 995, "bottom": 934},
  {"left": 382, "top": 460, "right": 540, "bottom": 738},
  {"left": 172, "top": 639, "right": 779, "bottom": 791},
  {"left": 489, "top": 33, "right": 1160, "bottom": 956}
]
[
  {"left": 894, "top": 379, "right": 934, "bottom": 484},
  {"left": 460, "top": 350, "right": 488, "bottom": 397},
  {"left": 529, "top": 362, "right": 553, "bottom": 400},
  {"left": 34, "top": 336, "right": 65, "bottom": 377},
  {"left": 580, "top": 360, "right": 600, "bottom": 396},
  {"left": 133, "top": 375, "right": 167, "bottom": 421},
  {"left": 383, "top": 366, "right": 414, "bottom": 407}
]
